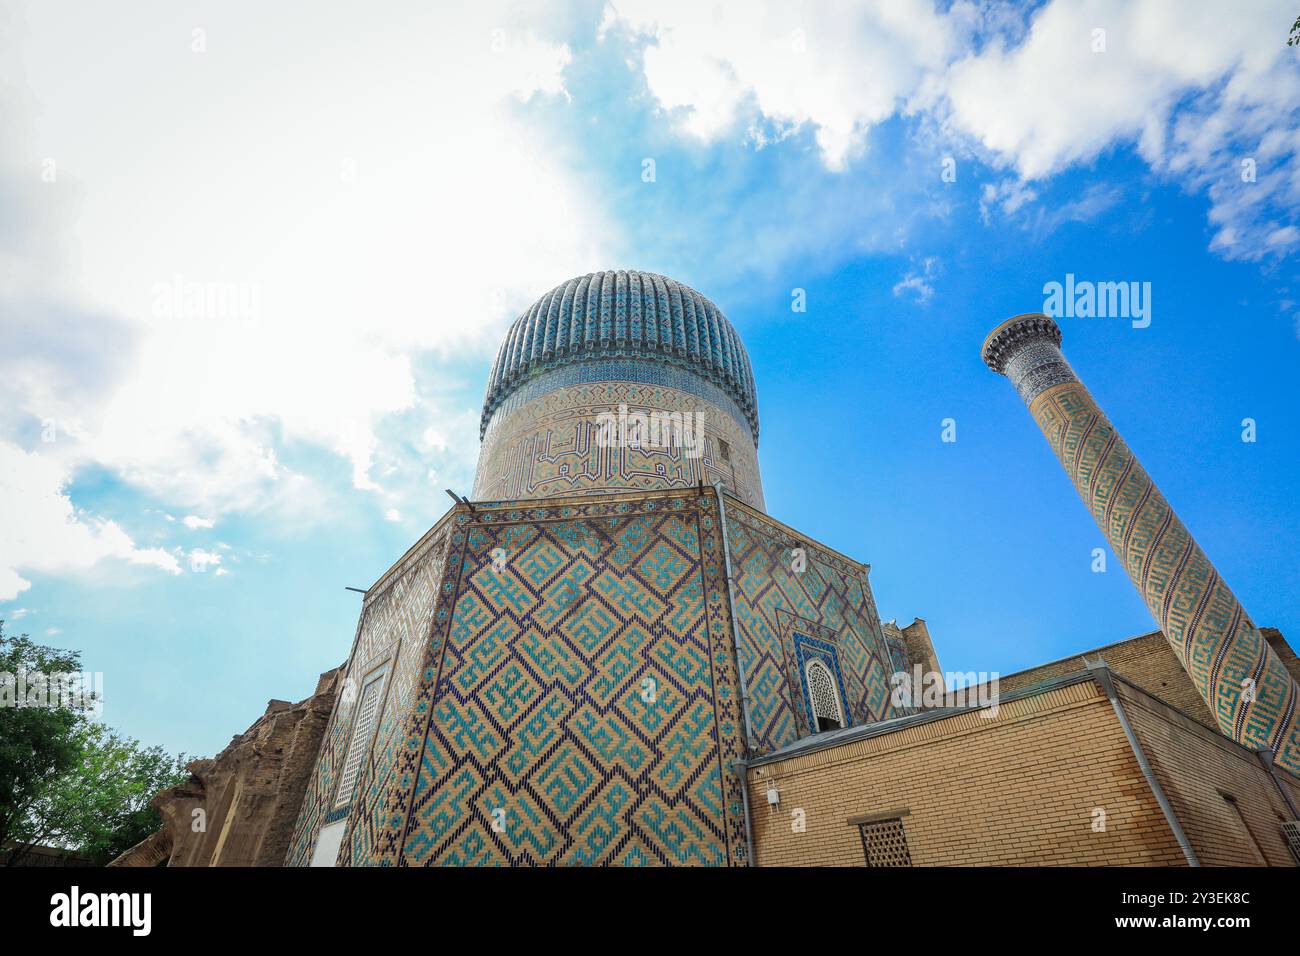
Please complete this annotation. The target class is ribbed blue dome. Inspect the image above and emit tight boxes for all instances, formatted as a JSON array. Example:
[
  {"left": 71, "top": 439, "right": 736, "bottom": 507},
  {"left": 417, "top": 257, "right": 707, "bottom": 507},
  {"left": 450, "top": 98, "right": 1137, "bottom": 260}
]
[{"left": 481, "top": 270, "right": 759, "bottom": 440}]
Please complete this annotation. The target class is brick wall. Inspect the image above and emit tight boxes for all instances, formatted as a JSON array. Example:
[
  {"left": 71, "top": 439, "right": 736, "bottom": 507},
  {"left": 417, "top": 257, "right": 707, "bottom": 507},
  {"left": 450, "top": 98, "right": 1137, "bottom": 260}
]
[
  {"left": 1116, "top": 677, "right": 1300, "bottom": 866},
  {"left": 748, "top": 677, "right": 1186, "bottom": 866},
  {"left": 976, "top": 627, "right": 1300, "bottom": 736},
  {"left": 749, "top": 670, "right": 1300, "bottom": 867},
  {"left": 989, "top": 631, "right": 1215, "bottom": 726}
]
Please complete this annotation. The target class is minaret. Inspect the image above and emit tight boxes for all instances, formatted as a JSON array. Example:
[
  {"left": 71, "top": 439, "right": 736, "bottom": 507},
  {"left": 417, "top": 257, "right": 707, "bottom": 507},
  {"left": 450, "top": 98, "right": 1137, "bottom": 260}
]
[{"left": 982, "top": 313, "right": 1300, "bottom": 775}]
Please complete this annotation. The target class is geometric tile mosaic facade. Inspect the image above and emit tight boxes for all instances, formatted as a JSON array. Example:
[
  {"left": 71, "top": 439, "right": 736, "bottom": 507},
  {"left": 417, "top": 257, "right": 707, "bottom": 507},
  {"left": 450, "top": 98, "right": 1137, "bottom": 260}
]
[
  {"left": 279, "top": 278, "right": 1299, "bottom": 871},
  {"left": 984, "top": 313, "right": 1300, "bottom": 776},
  {"left": 285, "top": 517, "right": 453, "bottom": 867},
  {"left": 290, "top": 489, "right": 762, "bottom": 866},
  {"left": 286, "top": 487, "right": 905, "bottom": 866},
  {"left": 723, "top": 499, "right": 906, "bottom": 753}
]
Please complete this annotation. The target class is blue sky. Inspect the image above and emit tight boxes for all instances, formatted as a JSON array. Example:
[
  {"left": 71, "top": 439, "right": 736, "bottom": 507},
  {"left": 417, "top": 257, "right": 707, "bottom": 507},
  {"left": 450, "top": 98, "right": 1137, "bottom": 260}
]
[{"left": 2, "top": 0, "right": 1297, "bottom": 758}]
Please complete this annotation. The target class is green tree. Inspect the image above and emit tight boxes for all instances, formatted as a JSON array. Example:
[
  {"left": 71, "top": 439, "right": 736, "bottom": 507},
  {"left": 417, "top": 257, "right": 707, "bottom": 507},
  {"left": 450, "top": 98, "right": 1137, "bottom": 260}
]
[
  {"left": 30, "top": 722, "right": 189, "bottom": 865},
  {"left": 1291, "top": 15, "right": 1300, "bottom": 46},
  {"left": 0, "top": 622, "right": 86, "bottom": 862},
  {"left": 0, "top": 621, "right": 188, "bottom": 865}
]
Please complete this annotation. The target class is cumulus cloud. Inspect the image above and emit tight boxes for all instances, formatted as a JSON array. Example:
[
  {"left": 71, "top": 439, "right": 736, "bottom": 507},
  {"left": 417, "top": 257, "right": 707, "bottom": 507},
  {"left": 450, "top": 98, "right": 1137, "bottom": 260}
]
[
  {"left": 605, "top": 0, "right": 1300, "bottom": 260},
  {"left": 602, "top": 0, "right": 957, "bottom": 170},
  {"left": 0, "top": 441, "right": 182, "bottom": 601},
  {"left": 0, "top": 0, "right": 615, "bottom": 592}
]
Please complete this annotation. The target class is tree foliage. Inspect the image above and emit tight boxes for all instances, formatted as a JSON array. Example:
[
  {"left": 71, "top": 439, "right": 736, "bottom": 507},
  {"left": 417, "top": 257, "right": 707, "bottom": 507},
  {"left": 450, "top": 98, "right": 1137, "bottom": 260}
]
[{"left": 0, "top": 622, "right": 188, "bottom": 865}]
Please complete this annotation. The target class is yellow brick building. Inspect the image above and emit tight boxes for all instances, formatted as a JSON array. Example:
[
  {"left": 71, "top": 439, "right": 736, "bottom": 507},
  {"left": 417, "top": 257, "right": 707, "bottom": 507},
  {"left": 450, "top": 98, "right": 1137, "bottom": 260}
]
[{"left": 747, "top": 631, "right": 1300, "bottom": 867}]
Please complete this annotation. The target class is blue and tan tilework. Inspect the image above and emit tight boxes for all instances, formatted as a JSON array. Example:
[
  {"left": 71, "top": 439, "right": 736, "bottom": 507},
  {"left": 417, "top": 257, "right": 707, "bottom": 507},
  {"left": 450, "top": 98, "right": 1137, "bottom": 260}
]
[
  {"left": 285, "top": 517, "right": 453, "bottom": 867},
  {"left": 473, "top": 379, "right": 764, "bottom": 509},
  {"left": 482, "top": 270, "right": 759, "bottom": 442},
  {"left": 722, "top": 499, "right": 904, "bottom": 754},
  {"left": 360, "top": 489, "right": 749, "bottom": 866},
  {"left": 983, "top": 313, "right": 1300, "bottom": 775},
  {"left": 785, "top": 620, "right": 855, "bottom": 738}
]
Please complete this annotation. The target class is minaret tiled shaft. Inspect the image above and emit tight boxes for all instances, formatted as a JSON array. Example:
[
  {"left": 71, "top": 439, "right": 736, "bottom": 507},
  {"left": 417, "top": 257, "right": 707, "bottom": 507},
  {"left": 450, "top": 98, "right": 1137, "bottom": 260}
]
[{"left": 983, "top": 313, "right": 1300, "bottom": 774}]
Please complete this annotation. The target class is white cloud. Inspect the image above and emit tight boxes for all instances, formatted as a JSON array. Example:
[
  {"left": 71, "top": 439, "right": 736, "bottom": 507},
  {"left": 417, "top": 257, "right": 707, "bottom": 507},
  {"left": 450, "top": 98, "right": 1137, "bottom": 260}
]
[
  {"left": 980, "top": 180, "right": 1039, "bottom": 223},
  {"left": 187, "top": 549, "right": 223, "bottom": 574},
  {"left": 0, "top": 1, "right": 617, "bottom": 591},
  {"left": 8, "top": 608, "right": 32, "bottom": 620},
  {"left": 603, "top": 0, "right": 958, "bottom": 170},
  {"left": 384, "top": 508, "right": 402, "bottom": 522},
  {"left": 943, "top": 1, "right": 1300, "bottom": 258},
  {"left": 981, "top": 180, "right": 1122, "bottom": 239},
  {"left": 0, "top": 441, "right": 182, "bottom": 601},
  {"left": 892, "top": 256, "right": 940, "bottom": 303},
  {"left": 606, "top": 0, "right": 1300, "bottom": 259}
]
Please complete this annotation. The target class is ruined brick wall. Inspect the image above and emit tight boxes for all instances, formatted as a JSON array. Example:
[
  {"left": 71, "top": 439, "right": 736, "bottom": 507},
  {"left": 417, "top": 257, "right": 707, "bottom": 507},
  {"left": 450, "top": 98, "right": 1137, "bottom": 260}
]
[
  {"left": 900, "top": 619, "right": 942, "bottom": 683},
  {"left": 110, "top": 666, "right": 342, "bottom": 867},
  {"left": 1000, "top": 631, "right": 1214, "bottom": 723}
]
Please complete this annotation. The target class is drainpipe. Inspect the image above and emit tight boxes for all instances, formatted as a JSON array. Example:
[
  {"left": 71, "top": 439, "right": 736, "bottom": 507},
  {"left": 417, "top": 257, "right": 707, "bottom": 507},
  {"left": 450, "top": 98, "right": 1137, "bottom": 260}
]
[
  {"left": 712, "top": 481, "right": 757, "bottom": 868},
  {"left": 1087, "top": 659, "right": 1200, "bottom": 866},
  {"left": 1256, "top": 748, "right": 1300, "bottom": 820}
]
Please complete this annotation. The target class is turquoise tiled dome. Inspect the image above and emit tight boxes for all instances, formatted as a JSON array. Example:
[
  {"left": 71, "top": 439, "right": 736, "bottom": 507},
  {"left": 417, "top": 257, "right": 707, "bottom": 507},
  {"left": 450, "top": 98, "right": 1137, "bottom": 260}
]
[{"left": 481, "top": 270, "right": 759, "bottom": 440}]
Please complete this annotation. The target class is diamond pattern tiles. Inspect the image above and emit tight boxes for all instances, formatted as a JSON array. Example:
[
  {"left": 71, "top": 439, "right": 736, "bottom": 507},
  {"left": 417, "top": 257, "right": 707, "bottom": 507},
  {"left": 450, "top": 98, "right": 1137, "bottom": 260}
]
[
  {"left": 723, "top": 500, "right": 902, "bottom": 755},
  {"left": 362, "top": 491, "right": 748, "bottom": 866},
  {"left": 285, "top": 520, "right": 451, "bottom": 867},
  {"left": 1031, "top": 381, "right": 1300, "bottom": 775}
]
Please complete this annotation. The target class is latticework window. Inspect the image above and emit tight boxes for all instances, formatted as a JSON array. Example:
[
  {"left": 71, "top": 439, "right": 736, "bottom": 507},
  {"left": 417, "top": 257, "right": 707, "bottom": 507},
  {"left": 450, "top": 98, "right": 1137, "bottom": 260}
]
[
  {"left": 858, "top": 818, "right": 913, "bottom": 867},
  {"left": 334, "top": 669, "right": 386, "bottom": 809},
  {"left": 1280, "top": 821, "right": 1300, "bottom": 865},
  {"left": 806, "top": 658, "right": 843, "bottom": 731}
]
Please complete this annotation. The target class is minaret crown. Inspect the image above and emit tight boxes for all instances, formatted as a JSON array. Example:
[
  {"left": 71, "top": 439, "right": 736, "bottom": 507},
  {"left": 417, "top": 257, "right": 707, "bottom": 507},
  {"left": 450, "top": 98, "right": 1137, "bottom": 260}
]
[{"left": 981, "top": 313, "right": 1062, "bottom": 375}]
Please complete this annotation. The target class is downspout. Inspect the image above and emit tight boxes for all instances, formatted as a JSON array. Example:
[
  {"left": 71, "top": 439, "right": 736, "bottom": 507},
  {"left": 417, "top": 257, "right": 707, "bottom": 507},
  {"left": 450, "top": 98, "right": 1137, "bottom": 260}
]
[
  {"left": 713, "top": 482, "right": 757, "bottom": 868},
  {"left": 1256, "top": 748, "right": 1300, "bottom": 820},
  {"left": 1087, "top": 660, "right": 1200, "bottom": 866}
]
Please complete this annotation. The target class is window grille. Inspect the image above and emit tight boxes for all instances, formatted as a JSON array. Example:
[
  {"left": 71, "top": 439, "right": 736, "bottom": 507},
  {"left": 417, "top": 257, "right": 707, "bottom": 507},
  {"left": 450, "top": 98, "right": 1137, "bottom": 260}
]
[
  {"left": 1281, "top": 821, "right": 1300, "bottom": 866},
  {"left": 858, "top": 818, "right": 913, "bottom": 867},
  {"left": 334, "top": 669, "right": 386, "bottom": 809},
  {"left": 806, "top": 658, "right": 843, "bottom": 731}
]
